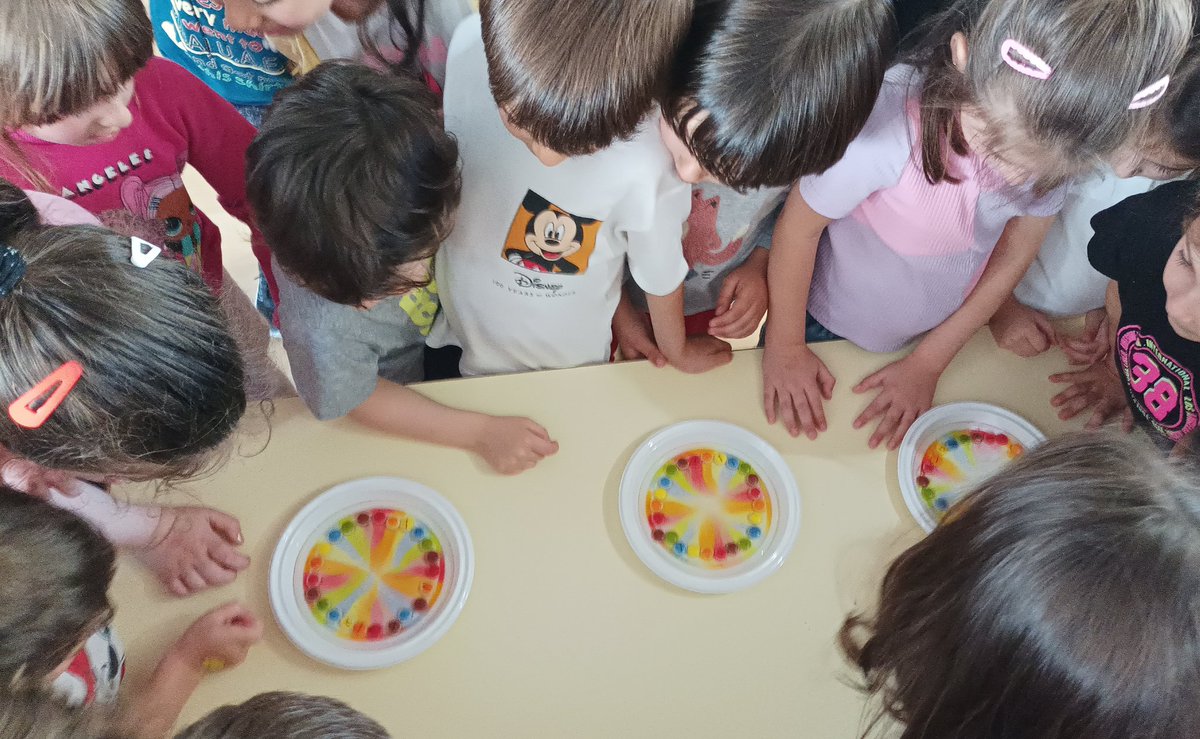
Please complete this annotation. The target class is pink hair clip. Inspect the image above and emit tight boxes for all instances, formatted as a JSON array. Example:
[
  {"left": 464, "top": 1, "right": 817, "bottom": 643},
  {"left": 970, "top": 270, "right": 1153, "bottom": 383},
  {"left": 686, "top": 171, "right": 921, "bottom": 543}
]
[
  {"left": 8, "top": 361, "right": 83, "bottom": 429},
  {"left": 1000, "top": 39, "right": 1053, "bottom": 80},
  {"left": 1129, "top": 75, "right": 1170, "bottom": 110}
]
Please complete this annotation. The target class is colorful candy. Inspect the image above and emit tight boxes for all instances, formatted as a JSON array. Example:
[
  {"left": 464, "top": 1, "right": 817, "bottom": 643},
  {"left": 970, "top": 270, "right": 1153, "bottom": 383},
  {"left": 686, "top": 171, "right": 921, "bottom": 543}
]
[
  {"left": 301, "top": 508, "right": 445, "bottom": 643},
  {"left": 916, "top": 428, "right": 1025, "bottom": 521},
  {"left": 643, "top": 447, "right": 772, "bottom": 570}
]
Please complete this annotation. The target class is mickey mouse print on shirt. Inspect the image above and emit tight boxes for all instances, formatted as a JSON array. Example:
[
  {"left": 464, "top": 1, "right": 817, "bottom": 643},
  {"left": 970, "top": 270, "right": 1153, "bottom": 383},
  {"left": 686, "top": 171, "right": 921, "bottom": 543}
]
[{"left": 501, "top": 191, "right": 601, "bottom": 275}]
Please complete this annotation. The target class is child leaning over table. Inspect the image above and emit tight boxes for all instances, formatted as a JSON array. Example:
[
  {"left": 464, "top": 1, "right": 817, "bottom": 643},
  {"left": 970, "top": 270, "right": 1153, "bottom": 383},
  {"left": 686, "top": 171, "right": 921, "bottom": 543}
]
[
  {"left": 0, "top": 490, "right": 261, "bottom": 738},
  {"left": 426, "top": 3, "right": 733, "bottom": 378},
  {"left": 247, "top": 62, "right": 558, "bottom": 475},
  {"left": 615, "top": 0, "right": 898, "bottom": 361}
]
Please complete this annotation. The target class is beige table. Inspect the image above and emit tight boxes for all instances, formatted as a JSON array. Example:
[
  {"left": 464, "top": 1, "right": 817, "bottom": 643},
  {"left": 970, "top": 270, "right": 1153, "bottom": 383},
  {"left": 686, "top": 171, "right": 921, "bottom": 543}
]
[{"left": 111, "top": 334, "right": 1081, "bottom": 737}]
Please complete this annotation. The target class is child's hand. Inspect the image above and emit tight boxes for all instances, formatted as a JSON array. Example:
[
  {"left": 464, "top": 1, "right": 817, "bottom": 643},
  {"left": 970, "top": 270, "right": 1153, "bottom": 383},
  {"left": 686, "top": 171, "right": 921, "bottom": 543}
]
[
  {"left": 1057, "top": 308, "right": 1109, "bottom": 366},
  {"left": 853, "top": 354, "right": 940, "bottom": 449},
  {"left": 708, "top": 262, "right": 768, "bottom": 339},
  {"left": 1050, "top": 361, "right": 1134, "bottom": 430},
  {"left": 136, "top": 507, "right": 250, "bottom": 597},
  {"left": 670, "top": 335, "right": 733, "bottom": 374},
  {"left": 0, "top": 452, "right": 77, "bottom": 499},
  {"left": 612, "top": 301, "right": 666, "bottom": 367},
  {"left": 471, "top": 416, "right": 559, "bottom": 475},
  {"left": 762, "top": 342, "right": 836, "bottom": 438},
  {"left": 988, "top": 300, "right": 1056, "bottom": 357},
  {"left": 171, "top": 602, "right": 262, "bottom": 674}
]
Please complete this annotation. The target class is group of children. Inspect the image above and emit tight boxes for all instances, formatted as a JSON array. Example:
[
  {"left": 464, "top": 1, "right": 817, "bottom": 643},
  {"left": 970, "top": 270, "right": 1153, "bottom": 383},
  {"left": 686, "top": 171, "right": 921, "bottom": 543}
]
[{"left": 0, "top": 0, "right": 1196, "bottom": 735}]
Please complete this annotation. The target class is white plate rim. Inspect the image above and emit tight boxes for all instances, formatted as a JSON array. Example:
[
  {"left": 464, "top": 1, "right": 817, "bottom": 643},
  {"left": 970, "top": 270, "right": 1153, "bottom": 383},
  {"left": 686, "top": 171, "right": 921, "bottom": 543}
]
[
  {"left": 897, "top": 402, "right": 1047, "bottom": 534},
  {"left": 268, "top": 477, "right": 474, "bottom": 670},
  {"left": 619, "top": 420, "right": 801, "bottom": 594}
]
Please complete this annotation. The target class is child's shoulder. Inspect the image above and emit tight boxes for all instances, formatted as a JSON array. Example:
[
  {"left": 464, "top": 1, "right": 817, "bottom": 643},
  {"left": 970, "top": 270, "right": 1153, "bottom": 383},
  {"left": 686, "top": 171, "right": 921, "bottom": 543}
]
[{"left": 136, "top": 56, "right": 208, "bottom": 88}]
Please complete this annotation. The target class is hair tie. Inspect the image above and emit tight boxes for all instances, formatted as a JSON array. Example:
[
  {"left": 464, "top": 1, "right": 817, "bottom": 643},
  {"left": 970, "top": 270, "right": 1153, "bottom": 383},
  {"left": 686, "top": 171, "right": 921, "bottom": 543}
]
[
  {"left": 1129, "top": 76, "right": 1170, "bottom": 110},
  {"left": 1000, "top": 39, "right": 1053, "bottom": 81},
  {"left": 0, "top": 247, "right": 26, "bottom": 298}
]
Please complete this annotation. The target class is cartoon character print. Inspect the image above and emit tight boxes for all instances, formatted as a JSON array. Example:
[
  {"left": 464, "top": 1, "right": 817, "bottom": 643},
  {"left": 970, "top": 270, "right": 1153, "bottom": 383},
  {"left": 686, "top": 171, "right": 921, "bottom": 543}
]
[
  {"left": 683, "top": 190, "right": 745, "bottom": 281},
  {"left": 503, "top": 191, "right": 599, "bottom": 275},
  {"left": 1116, "top": 324, "right": 1199, "bottom": 441},
  {"left": 120, "top": 174, "right": 203, "bottom": 271},
  {"left": 51, "top": 626, "right": 126, "bottom": 707},
  {"left": 399, "top": 278, "right": 440, "bottom": 337}
]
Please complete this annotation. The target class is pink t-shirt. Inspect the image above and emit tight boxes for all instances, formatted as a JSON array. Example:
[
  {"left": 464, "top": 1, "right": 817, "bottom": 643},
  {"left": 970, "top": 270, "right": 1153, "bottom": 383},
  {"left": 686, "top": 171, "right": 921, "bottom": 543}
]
[
  {"left": 0, "top": 58, "right": 275, "bottom": 302},
  {"left": 799, "top": 66, "right": 1067, "bottom": 352}
]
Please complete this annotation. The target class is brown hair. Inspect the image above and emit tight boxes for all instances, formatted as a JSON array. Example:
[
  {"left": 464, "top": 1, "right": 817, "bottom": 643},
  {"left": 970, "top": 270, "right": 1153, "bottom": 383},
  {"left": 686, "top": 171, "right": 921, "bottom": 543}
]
[
  {"left": 0, "top": 488, "right": 115, "bottom": 686},
  {"left": 175, "top": 691, "right": 389, "bottom": 739},
  {"left": 841, "top": 432, "right": 1200, "bottom": 738},
  {"left": 0, "top": 181, "right": 246, "bottom": 483},
  {"left": 0, "top": 0, "right": 152, "bottom": 185},
  {"left": 0, "top": 686, "right": 121, "bottom": 738},
  {"left": 909, "top": 0, "right": 1192, "bottom": 189},
  {"left": 664, "top": 0, "right": 896, "bottom": 189},
  {"left": 247, "top": 61, "right": 460, "bottom": 306},
  {"left": 480, "top": 0, "right": 691, "bottom": 156}
]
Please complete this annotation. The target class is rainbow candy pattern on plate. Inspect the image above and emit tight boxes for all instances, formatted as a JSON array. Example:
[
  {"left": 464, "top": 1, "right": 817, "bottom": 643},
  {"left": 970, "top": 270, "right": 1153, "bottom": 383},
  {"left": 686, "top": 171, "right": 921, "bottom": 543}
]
[
  {"left": 301, "top": 508, "right": 445, "bottom": 642},
  {"left": 916, "top": 429, "right": 1024, "bottom": 520},
  {"left": 644, "top": 448, "right": 771, "bottom": 570}
]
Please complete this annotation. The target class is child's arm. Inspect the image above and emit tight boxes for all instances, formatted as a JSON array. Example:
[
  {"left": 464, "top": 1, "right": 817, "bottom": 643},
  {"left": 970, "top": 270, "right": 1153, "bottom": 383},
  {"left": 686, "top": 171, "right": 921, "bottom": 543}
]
[
  {"left": 1049, "top": 280, "right": 1134, "bottom": 430},
  {"left": 707, "top": 247, "right": 769, "bottom": 340},
  {"left": 612, "top": 285, "right": 667, "bottom": 366},
  {"left": 988, "top": 295, "right": 1057, "bottom": 357},
  {"left": 122, "top": 602, "right": 262, "bottom": 739},
  {"left": 645, "top": 287, "right": 732, "bottom": 374},
  {"left": 48, "top": 480, "right": 250, "bottom": 597},
  {"left": 853, "top": 215, "right": 1053, "bottom": 449},
  {"left": 762, "top": 189, "right": 836, "bottom": 439},
  {"left": 348, "top": 379, "right": 559, "bottom": 475}
]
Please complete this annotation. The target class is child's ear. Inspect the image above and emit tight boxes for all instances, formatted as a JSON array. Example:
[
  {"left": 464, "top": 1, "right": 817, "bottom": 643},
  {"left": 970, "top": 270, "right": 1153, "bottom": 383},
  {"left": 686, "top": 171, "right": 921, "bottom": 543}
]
[{"left": 950, "top": 32, "right": 970, "bottom": 72}]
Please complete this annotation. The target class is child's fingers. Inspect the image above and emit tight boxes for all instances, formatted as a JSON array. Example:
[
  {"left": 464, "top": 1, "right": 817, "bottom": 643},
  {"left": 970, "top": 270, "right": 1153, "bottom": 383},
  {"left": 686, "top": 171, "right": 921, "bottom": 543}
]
[
  {"left": 182, "top": 569, "right": 208, "bottom": 594},
  {"left": 780, "top": 392, "right": 803, "bottom": 437},
  {"left": 852, "top": 371, "right": 884, "bottom": 395},
  {"left": 817, "top": 365, "right": 836, "bottom": 400},
  {"left": 209, "top": 541, "right": 251, "bottom": 572},
  {"left": 1050, "top": 383, "right": 1088, "bottom": 406},
  {"left": 804, "top": 385, "right": 827, "bottom": 435},
  {"left": 867, "top": 406, "right": 902, "bottom": 449},
  {"left": 1032, "top": 312, "right": 1056, "bottom": 346},
  {"left": 888, "top": 409, "right": 919, "bottom": 450},
  {"left": 853, "top": 393, "right": 889, "bottom": 430},
  {"left": 1049, "top": 369, "right": 1087, "bottom": 384},
  {"left": 713, "top": 276, "right": 740, "bottom": 318},
  {"left": 530, "top": 435, "right": 559, "bottom": 457},
  {"left": 793, "top": 392, "right": 819, "bottom": 440},
  {"left": 1056, "top": 394, "right": 1095, "bottom": 420},
  {"left": 197, "top": 559, "right": 238, "bottom": 588},
  {"left": 764, "top": 387, "right": 778, "bottom": 425},
  {"left": 168, "top": 577, "right": 189, "bottom": 597},
  {"left": 206, "top": 510, "right": 244, "bottom": 546}
]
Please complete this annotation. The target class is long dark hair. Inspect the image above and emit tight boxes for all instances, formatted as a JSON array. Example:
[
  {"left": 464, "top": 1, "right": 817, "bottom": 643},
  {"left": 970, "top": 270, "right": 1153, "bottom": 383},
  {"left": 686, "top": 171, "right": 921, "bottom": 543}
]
[{"left": 840, "top": 432, "right": 1200, "bottom": 738}]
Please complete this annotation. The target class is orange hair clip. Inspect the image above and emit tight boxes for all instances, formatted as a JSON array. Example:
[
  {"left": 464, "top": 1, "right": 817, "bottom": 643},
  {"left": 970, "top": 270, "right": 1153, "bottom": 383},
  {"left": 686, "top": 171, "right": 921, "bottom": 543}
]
[{"left": 8, "top": 361, "right": 83, "bottom": 429}]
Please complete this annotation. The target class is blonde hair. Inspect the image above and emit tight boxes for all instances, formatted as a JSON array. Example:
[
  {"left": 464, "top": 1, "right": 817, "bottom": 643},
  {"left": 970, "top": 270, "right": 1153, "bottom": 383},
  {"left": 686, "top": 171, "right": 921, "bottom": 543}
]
[
  {"left": 910, "top": 0, "right": 1193, "bottom": 189},
  {"left": 0, "top": 0, "right": 152, "bottom": 186}
]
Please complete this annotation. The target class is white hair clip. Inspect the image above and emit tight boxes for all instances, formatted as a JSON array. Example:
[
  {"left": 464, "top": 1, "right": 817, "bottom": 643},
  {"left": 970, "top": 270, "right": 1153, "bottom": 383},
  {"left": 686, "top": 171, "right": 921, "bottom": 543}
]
[
  {"left": 1000, "top": 39, "right": 1053, "bottom": 80},
  {"left": 130, "top": 237, "right": 162, "bottom": 268},
  {"left": 1129, "top": 75, "right": 1170, "bottom": 110}
]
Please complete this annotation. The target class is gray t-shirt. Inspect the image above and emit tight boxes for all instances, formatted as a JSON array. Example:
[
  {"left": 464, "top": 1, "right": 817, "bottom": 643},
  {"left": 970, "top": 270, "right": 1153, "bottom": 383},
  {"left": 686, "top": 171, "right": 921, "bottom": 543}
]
[
  {"left": 631, "top": 183, "right": 784, "bottom": 315},
  {"left": 275, "top": 259, "right": 437, "bottom": 420}
]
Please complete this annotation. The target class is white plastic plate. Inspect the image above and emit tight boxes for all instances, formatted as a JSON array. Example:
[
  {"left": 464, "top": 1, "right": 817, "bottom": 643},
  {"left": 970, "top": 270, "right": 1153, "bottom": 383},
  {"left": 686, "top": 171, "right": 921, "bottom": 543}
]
[
  {"left": 897, "top": 402, "right": 1046, "bottom": 533},
  {"left": 268, "top": 477, "right": 474, "bottom": 670},
  {"left": 619, "top": 421, "right": 801, "bottom": 594}
]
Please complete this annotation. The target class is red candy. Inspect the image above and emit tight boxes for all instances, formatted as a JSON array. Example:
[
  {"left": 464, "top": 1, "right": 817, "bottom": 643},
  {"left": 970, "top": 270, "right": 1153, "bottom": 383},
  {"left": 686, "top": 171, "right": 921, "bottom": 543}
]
[
  {"left": 651, "top": 529, "right": 665, "bottom": 541},
  {"left": 387, "top": 620, "right": 402, "bottom": 634},
  {"left": 356, "top": 512, "right": 370, "bottom": 525},
  {"left": 651, "top": 512, "right": 665, "bottom": 525},
  {"left": 714, "top": 546, "right": 726, "bottom": 560},
  {"left": 426, "top": 565, "right": 440, "bottom": 577},
  {"left": 749, "top": 488, "right": 762, "bottom": 499},
  {"left": 372, "top": 510, "right": 386, "bottom": 523},
  {"left": 725, "top": 542, "right": 739, "bottom": 555},
  {"left": 916, "top": 476, "right": 930, "bottom": 488},
  {"left": 997, "top": 434, "right": 1009, "bottom": 445},
  {"left": 424, "top": 551, "right": 440, "bottom": 564},
  {"left": 305, "top": 587, "right": 319, "bottom": 601},
  {"left": 413, "top": 598, "right": 428, "bottom": 611},
  {"left": 367, "top": 623, "right": 382, "bottom": 639},
  {"left": 747, "top": 474, "right": 759, "bottom": 485}
]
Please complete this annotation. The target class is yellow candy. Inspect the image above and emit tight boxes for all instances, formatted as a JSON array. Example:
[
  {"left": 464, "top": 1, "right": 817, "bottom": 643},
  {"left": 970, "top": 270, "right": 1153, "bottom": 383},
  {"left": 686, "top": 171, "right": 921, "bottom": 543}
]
[
  {"left": 687, "top": 545, "right": 698, "bottom": 557},
  {"left": 653, "top": 489, "right": 667, "bottom": 501},
  {"left": 748, "top": 512, "right": 762, "bottom": 525},
  {"left": 315, "top": 542, "right": 332, "bottom": 556}
]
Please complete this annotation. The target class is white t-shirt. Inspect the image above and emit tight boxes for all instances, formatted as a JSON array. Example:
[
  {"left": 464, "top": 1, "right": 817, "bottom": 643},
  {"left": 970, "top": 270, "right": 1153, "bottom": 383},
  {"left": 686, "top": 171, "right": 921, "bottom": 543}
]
[
  {"left": 428, "top": 15, "right": 690, "bottom": 376},
  {"left": 1014, "top": 170, "right": 1156, "bottom": 316}
]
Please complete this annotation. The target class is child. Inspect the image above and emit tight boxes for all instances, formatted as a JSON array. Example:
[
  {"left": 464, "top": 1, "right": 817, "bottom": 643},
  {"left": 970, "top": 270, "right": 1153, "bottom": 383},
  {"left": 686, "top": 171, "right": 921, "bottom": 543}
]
[
  {"left": 151, "top": 0, "right": 294, "bottom": 127},
  {"left": 175, "top": 691, "right": 389, "bottom": 738},
  {"left": 0, "top": 0, "right": 286, "bottom": 401},
  {"left": 1050, "top": 180, "right": 1200, "bottom": 453},
  {"left": 223, "top": 0, "right": 470, "bottom": 87},
  {"left": 991, "top": 49, "right": 1200, "bottom": 359},
  {"left": 0, "top": 181, "right": 252, "bottom": 597},
  {"left": 247, "top": 62, "right": 557, "bottom": 475},
  {"left": 659, "top": 0, "right": 897, "bottom": 191},
  {"left": 841, "top": 432, "right": 1200, "bottom": 737},
  {"left": 0, "top": 489, "right": 262, "bottom": 739},
  {"left": 428, "top": 7, "right": 731, "bottom": 377},
  {"left": 760, "top": 0, "right": 1192, "bottom": 449}
]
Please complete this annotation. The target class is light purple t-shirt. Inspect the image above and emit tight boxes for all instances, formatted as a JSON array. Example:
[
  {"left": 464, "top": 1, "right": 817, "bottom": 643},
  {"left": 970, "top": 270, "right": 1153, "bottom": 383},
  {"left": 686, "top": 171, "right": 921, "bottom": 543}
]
[{"left": 799, "top": 66, "right": 1067, "bottom": 352}]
